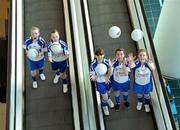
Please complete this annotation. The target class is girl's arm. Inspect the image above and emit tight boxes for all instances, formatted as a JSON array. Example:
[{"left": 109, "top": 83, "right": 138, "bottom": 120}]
[
  {"left": 105, "top": 59, "right": 112, "bottom": 83},
  {"left": 90, "top": 64, "right": 97, "bottom": 81},
  {"left": 106, "top": 59, "right": 112, "bottom": 78}
]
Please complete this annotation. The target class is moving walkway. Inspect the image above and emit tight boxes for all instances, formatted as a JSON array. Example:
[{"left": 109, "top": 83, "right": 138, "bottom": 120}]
[{"left": 6, "top": 0, "right": 177, "bottom": 130}]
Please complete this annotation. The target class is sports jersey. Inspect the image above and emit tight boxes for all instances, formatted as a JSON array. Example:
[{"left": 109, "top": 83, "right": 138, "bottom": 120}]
[
  {"left": 24, "top": 37, "right": 46, "bottom": 61},
  {"left": 133, "top": 59, "right": 153, "bottom": 94},
  {"left": 111, "top": 59, "right": 131, "bottom": 91},
  {"left": 48, "top": 40, "right": 68, "bottom": 62},
  {"left": 112, "top": 60, "right": 130, "bottom": 83}
]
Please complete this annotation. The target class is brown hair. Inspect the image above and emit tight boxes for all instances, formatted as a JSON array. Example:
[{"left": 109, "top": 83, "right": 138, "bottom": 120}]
[
  {"left": 51, "top": 29, "right": 59, "bottom": 34},
  {"left": 138, "top": 49, "right": 149, "bottom": 57},
  {"left": 115, "top": 48, "right": 124, "bottom": 55},
  {"left": 95, "top": 48, "right": 104, "bottom": 56}
]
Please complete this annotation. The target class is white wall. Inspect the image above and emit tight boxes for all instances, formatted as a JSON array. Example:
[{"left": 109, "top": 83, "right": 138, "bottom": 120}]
[{"left": 154, "top": 0, "right": 180, "bottom": 78}]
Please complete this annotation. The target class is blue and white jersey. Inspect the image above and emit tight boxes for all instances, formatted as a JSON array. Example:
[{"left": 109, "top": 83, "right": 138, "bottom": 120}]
[
  {"left": 47, "top": 40, "right": 68, "bottom": 62},
  {"left": 90, "top": 58, "right": 110, "bottom": 83},
  {"left": 24, "top": 37, "right": 46, "bottom": 61},
  {"left": 133, "top": 59, "right": 152, "bottom": 85},
  {"left": 112, "top": 60, "right": 130, "bottom": 83}
]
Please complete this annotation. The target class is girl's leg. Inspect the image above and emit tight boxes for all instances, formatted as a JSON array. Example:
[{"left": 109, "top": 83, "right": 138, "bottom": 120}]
[
  {"left": 114, "top": 91, "right": 120, "bottom": 111},
  {"left": 39, "top": 68, "right": 45, "bottom": 80},
  {"left": 61, "top": 72, "right": 68, "bottom": 93},
  {"left": 136, "top": 93, "right": 143, "bottom": 111},
  {"left": 31, "top": 70, "right": 37, "bottom": 88},
  {"left": 101, "top": 93, "right": 110, "bottom": 115},
  {"left": 105, "top": 85, "right": 114, "bottom": 108},
  {"left": 144, "top": 93, "right": 151, "bottom": 112},
  {"left": 122, "top": 91, "right": 130, "bottom": 107},
  {"left": 38, "top": 59, "right": 45, "bottom": 80},
  {"left": 53, "top": 70, "right": 61, "bottom": 84}
]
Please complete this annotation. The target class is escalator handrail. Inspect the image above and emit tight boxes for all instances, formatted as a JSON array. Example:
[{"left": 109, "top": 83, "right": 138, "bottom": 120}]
[
  {"left": 69, "top": 0, "right": 98, "bottom": 129},
  {"left": 15, "top": 0, "right": 24, "bottom": 129},
  {"left": 7, "top": 0, "right": 24, "bottom": 130},
  {"left": 63, "top": 0, "right": 82, "bottom": 129},
  {"left": 6, "top": 0, "right": 16, "bottom": 129}
]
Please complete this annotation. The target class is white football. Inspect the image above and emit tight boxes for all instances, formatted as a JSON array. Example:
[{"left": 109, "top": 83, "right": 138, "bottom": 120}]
[
  {"left": 109, "top": 26, "right": 121, "bottom": 39},
  {"left": 51, "top": 42, "right": 62, "bottom": 54},
  {"left": 27, "top": 48, "right": 38, "bottom": 59},
  {"left": 95, "top": 63, "right": 107, "bottom": 75},
  {"left": 131, "top": 29, "right": 144, "bottom": 42}
]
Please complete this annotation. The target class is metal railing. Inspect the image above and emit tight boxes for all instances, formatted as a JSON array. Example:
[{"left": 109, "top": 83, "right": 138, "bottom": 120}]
[
  {"left": 69, "top": 0, "right": 98, "bottom": 129},
  {"left": 7, "top": 0, "right": 24, "bottom": 130}
]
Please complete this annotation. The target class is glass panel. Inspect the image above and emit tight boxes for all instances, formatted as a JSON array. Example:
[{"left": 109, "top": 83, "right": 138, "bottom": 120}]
[{"left": 142, "top": 0, "right": 180, "bottom": 129}]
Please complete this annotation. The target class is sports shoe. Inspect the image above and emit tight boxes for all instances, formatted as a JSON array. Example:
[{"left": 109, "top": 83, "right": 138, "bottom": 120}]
[
  {"left": 136, "top": 102, "right": 143, "bottom": 111},
  {"left": 32, "top": 81, "right": 38, "bottom": 88},
  {"left": 107, "top": 99, "right": 114, "bottom": 108},
  {"left": 40, "top": 73, "right": 46, "bottom": 81},
  {"left": 124, "top": 102, "right": 130, "bottom": 107},
  {"left": 145, "top": 104, "right": 150, "bottom": 112},
  {"left": 53, "top": 74, "right": 60, "bottom": 84},
  {"left": 103, "top": 106, "right": 110, "bottom": 116},
  {"left": 115, "top": 104, "right": 120, "bottom": 112},
  {"left": 63, "top": 84, "right": 68, "bottom": 93}
]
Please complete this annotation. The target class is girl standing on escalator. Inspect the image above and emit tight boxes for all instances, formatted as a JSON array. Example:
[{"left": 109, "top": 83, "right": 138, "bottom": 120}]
[{"left": 129, "top": 49, "right": 155, "bottom": 112}]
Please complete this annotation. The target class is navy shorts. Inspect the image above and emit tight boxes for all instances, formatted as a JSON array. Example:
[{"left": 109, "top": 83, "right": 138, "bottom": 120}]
[
  {"left": 51, "top": 60, "right": 67, "bottom": 73},
  {"left": 111, "top": 80, "right": 130, "bottom": 92},
  {"left": 96, "top": 82, "right": 109, "bottom": 94},
  {"left": 28, "top": 58, "right": 45, "bottom": 71},
  {"left": 133, "top": 82, "right": 153, "bottom": 94}
]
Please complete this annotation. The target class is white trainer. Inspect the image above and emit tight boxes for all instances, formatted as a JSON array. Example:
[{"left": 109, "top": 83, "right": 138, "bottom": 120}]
[
  {"left": 103, "top": 106, "right": 110, "bottom": 116},
  {"left": 145, "top": 104, "right": 150, "bottom": 112},
  {"left": 53, "top": 74, "right": 60, "bottom": 84},
  {"left": 107, "top": 99, "right": 114, "bottom": 108},
  {"left": 136, "top": 102, "right": 143, "bottom": 111},
  {"left": 63, "top": 84, "right": 68, "bottom": 93},
  {"left": 32, "top": 81, "right": 38, "bottom": 88},
  {"left": 40, "top": 73, "right": 46, "bottom": 81}
]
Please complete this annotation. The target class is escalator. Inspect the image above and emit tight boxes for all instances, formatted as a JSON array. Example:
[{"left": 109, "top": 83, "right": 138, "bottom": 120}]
[
  {"left": 6, "top": 0, "right": 177, "bottom": 129},
  {"left": 24, "top": 0, "right": 74, "bottom": 129},
  {"left": 86, "top": 0, "right": 156, "bottom": 129}
]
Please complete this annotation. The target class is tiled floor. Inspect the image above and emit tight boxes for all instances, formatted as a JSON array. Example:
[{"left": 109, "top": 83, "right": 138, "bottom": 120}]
[
  {"left": 0, "top": 103, "right": 6, "bottom": 130},
  {"left": 142, "top": 0, "right": 161, "bottom": 37}
]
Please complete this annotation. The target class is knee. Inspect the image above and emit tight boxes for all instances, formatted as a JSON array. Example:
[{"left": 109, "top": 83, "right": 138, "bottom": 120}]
[
  {"left": 61, "top": 72, "right": 67, "bottom": 79},
  {"left": 31, "top": 71, "right": 36, "bottom": 76}
]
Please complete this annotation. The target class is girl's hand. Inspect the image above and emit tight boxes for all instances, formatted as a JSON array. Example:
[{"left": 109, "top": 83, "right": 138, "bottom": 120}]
[
  {"left": 146, "top": 59, "right": 156, "bottom": 71},
  {"left": 122, "top": 57, "right": 127, "bottom": 65},
  {"left": 146, "top": 59, "right": 150, "bottom": 64},
  {"left": 38, "top": 51, "right": 44, "bottom": 57},
  {"left": 48, "top": 57, "right": 53, "bottom": 63},
  {"left": 90, "top": 75, "right": 97, "bottom": 81},
  {"left": 64, "top": 54, "right": 69, "bottom": 60},
  {"left": 108, "top": 59, "right": 112, "bottom": 67}
]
